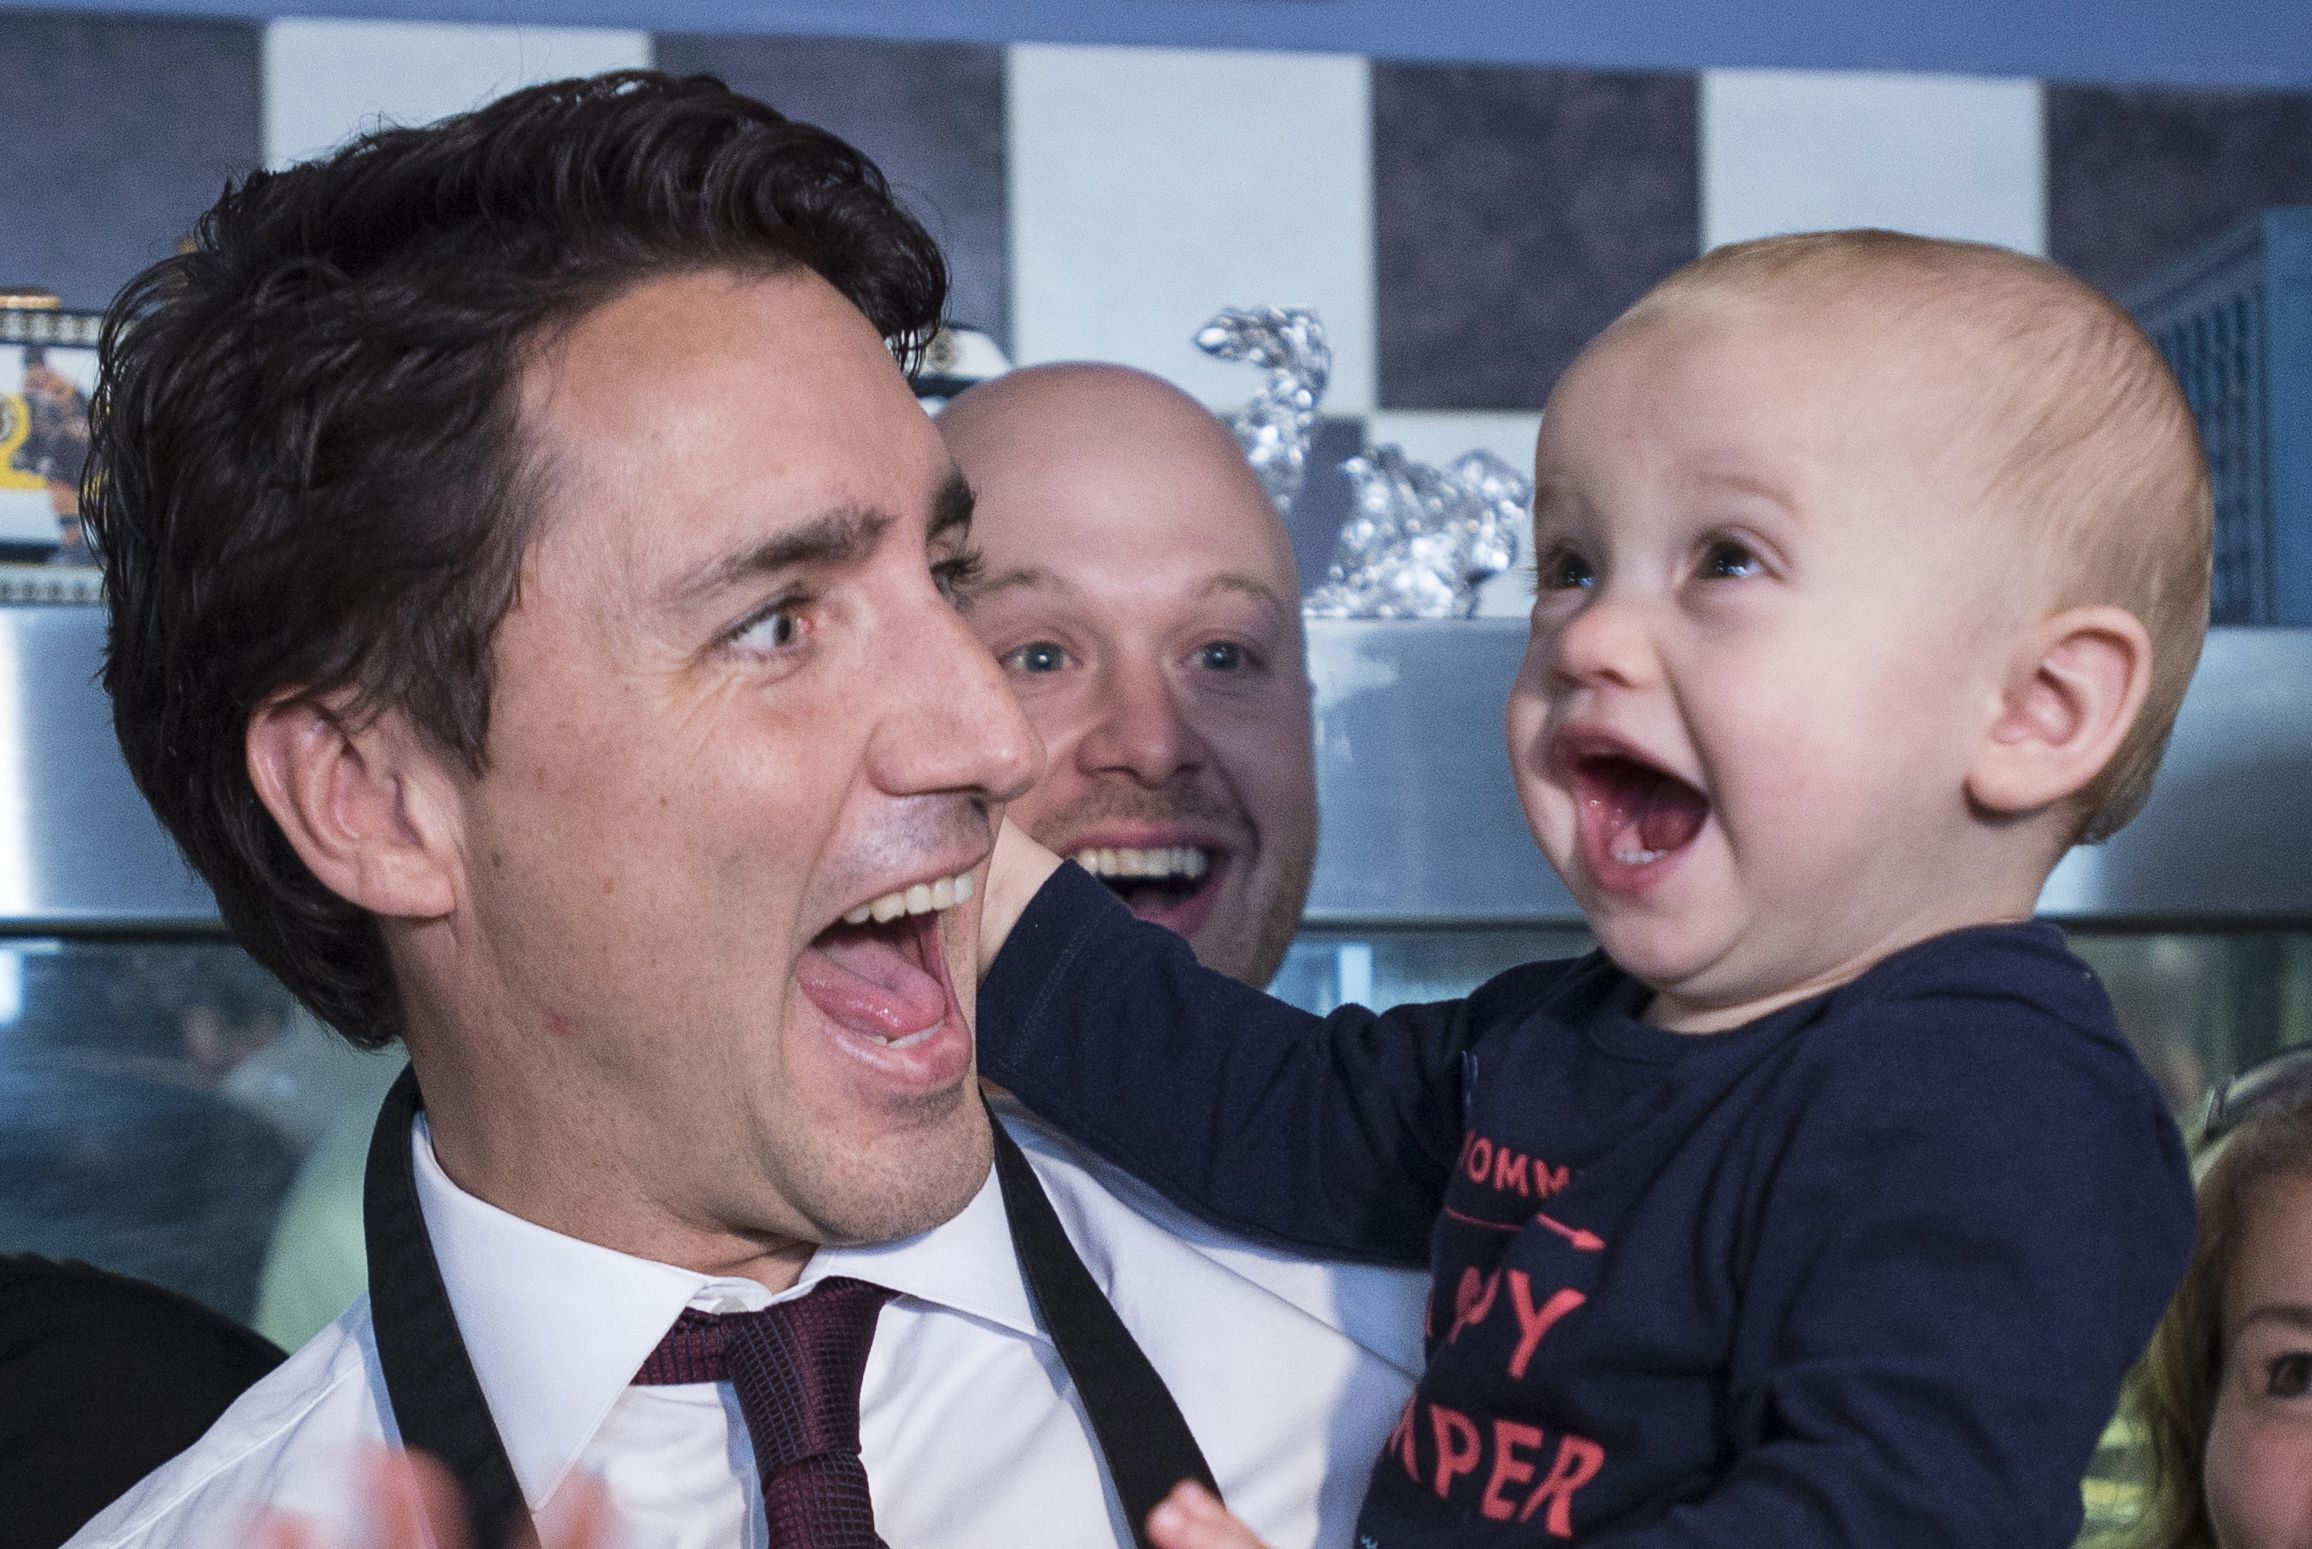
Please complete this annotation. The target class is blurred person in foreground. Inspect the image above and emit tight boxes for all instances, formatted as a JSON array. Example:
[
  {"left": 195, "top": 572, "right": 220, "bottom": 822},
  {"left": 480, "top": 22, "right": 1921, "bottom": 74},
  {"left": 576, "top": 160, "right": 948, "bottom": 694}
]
[
  {"left": 2112, "top": 1049, "right": 2312, "bottom": 1549},
  {"left": 66, "top": 69, "right": 1418, "bottom": 1549},
  {"left": 939, "top": 364, "right": 1317, "bottom": 989}
]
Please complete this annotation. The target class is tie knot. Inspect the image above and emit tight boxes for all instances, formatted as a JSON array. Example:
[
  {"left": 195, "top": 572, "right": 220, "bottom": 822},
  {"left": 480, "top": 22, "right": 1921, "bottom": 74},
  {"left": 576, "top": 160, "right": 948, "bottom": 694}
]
[{"left": 635, "top": 1276, "right": 896, "bottom": 1470}]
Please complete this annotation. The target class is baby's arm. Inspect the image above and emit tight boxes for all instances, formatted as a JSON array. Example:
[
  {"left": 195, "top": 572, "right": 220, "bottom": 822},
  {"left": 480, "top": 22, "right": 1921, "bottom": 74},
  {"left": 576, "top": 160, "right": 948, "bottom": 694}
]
[
  {"left": 977, "top": 829, "right": 1542, "bottom": 1265},
  {"left": 1586, "top": 998, "right": 2192, "bottom": 1548}
]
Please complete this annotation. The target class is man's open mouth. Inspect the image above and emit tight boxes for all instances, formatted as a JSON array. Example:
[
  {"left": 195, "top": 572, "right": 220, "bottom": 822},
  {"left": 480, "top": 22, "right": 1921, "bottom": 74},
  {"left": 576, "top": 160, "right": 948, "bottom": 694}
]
[
  {"left": 1572, "top": 752, "right": 1710, "bottom": 876},
  {"left": 1069, "top": 845, "right": 1214, "bottom": 918},
  {"left": 797, "top": 868, "right": 975, "bottom": 1050}
]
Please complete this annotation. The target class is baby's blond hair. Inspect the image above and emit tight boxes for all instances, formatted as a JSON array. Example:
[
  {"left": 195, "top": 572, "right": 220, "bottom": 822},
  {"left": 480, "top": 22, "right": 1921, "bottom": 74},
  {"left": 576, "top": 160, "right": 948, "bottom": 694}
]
[{"left": 1624, "top": 230, "right": 2213, "bottom": 843}]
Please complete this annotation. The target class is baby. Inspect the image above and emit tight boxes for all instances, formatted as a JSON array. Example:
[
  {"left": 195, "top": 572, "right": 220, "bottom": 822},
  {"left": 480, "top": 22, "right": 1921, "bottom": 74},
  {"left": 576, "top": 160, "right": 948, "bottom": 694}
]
[{"left": 972, "top": 230, "right": 2211, "bottom": 1548}]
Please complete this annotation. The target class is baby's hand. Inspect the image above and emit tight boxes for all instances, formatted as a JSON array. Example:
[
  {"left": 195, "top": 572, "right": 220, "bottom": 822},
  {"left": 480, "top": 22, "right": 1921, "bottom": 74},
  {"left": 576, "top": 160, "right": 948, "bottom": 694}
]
[
  {"left": 1146, "top": 1482, "right": 1272, "bottom": 1549},
  {"left": 978, "top": 817, "right": 1064, "bottom": 974}
]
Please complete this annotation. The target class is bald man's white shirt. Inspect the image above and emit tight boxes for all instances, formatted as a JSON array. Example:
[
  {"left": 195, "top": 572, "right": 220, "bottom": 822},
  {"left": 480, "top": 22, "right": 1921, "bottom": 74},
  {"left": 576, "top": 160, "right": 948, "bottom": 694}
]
[{"left": 69, "top": 1101, "right": 1425, "bottom": 1549}]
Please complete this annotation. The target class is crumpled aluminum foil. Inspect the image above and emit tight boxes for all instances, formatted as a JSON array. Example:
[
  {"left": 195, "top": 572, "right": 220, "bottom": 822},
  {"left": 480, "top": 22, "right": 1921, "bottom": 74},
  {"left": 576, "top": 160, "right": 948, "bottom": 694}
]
[
  {"left": 1303, "top": 447, "right": 1530, "bottom": 620},
  {"left": 1195, "top": 305, "right": 1330, "bottom": 517}
]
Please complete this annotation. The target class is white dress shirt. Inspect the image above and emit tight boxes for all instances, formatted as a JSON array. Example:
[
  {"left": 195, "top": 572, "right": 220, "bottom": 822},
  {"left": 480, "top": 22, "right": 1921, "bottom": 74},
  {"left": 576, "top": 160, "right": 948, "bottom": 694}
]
[{"left": 71, "top": 1103, "right": 1424, "bottom": 1549}]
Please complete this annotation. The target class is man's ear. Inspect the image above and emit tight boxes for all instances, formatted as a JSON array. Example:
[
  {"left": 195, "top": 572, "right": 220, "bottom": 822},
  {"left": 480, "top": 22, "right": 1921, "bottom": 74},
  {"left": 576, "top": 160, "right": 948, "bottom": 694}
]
[
  {"left": 245, "top": 693, "right": 463, "bottom": 921},
  {"left": 1966, "top": 604, "right": 2153, "bottom": 822}
]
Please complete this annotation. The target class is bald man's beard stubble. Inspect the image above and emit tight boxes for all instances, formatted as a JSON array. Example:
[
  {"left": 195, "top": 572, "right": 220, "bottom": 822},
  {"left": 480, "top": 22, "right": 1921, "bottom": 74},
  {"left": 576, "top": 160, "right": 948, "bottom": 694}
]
[{"left": 1025, "top": 783, "right": 1316, "bottom": 989}]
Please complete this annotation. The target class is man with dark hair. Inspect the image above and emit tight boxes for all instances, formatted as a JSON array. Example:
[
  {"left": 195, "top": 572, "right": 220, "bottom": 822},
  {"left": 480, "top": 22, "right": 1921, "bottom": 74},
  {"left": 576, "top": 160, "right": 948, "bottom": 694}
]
[{"left": 68, "top": 72, "right": 1416, "bottom": 1549}]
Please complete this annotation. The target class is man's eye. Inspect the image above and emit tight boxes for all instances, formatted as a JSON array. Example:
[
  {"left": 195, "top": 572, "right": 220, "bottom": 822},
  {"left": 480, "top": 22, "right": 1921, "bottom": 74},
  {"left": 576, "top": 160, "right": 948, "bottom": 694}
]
[
  {"left": 1002, "top": 641, "right": 1070, "bottom": 674},
  {"left": 1191, "top": 641, "right": 1251, "bottom": 672},
  {"left": 2267, "top": 1351, "right": 2312, "bottom": 1398},
  {"left": 933, "top": 545, "right": 984, "bottom": 609},
  {"left": 730, "top": 600, "right": 805, "bottom": 653},
  {"left": 1535, "top": 548, "right": 1594, "bottom": 592},
  {"left": 1697, "top": 538, "right": 1763, "bottom": 580}
]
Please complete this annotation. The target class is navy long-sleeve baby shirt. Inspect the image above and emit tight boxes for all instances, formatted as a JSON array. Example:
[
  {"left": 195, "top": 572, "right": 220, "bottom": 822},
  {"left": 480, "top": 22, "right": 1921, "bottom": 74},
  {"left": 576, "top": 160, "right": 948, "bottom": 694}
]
[{"left": 978, "top": 864, "right": 2194, "bottom": 1548}]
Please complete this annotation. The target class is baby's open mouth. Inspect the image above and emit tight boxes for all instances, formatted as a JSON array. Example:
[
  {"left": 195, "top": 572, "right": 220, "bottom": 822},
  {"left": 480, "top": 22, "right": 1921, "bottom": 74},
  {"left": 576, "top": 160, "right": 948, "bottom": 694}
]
[{"left": 1574, "top": 753, "right": 1710, "bottom": 870}]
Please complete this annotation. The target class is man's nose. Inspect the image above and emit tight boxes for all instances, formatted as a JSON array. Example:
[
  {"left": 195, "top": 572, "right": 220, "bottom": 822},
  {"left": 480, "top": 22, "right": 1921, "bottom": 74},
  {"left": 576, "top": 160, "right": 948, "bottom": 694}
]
[
  {"left": 868, "top": 596, "right": 1043, "bottom": 803},
  {"left": 1075, "top": 657, "right": 1206, "bottom": 787}
]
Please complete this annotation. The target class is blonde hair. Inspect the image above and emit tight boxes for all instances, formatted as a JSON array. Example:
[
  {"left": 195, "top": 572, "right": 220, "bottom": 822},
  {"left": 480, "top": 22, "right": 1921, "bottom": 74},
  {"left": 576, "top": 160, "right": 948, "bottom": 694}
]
[{"left": 1628, "top": 230, "right": 2213, "bottom": 843}]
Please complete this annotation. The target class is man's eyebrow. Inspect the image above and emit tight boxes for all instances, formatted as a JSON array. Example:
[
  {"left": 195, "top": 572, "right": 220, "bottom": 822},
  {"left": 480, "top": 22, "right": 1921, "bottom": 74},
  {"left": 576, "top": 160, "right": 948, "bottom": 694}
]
[
  {"left": 964, "top": 564, "right": 1064, "bottom": 601},
  {"left": 929, "top": 469, "right": 975, "bottom": 547},
  {"left": 1201, "top": 572, "right": 1293, "bottom": 617},
  {"left": 663, "top": 507, "right": 892, "bottom": 609}
]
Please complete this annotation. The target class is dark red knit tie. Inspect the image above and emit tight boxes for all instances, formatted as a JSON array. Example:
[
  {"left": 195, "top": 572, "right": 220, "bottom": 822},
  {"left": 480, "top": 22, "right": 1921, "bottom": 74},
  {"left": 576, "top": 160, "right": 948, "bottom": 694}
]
[{"left": 633, "top": 1277, "right": 897, "bottom": 1548}]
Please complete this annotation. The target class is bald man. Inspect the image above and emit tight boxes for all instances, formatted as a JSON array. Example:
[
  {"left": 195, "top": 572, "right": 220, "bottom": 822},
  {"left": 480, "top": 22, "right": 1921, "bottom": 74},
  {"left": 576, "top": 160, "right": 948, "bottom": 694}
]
[{"left": 940, "top": 365, "right": 1316, "bottom": 987}]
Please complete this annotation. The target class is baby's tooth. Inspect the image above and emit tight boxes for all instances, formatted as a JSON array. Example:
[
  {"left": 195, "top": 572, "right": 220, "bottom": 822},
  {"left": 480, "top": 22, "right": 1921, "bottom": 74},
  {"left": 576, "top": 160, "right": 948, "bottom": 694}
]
[
  {"left": 1097, "top": 848, "right": 1119, "bottom": 877},
  {"left": 843, "top": 904, "right": 873, "bottom": 926},
  {"left": 955, "top": 871, "right": 976, "bottom": 903},
  {"left": 1073, "top": 849, "right": 1100, "bottom": 872},
  {"left": 871, "top": 891, "right": 907, "bottom": 923},
  {"left": 905, "top": 882, "right": 934, "bottom": 915},
  {"left": 930, "top": 877, "right": 956, "bottom": 910}
]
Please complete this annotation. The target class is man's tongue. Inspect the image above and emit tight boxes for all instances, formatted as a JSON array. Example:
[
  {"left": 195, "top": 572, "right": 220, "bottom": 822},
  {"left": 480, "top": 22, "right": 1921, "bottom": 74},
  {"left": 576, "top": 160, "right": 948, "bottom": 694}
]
[
  {"left": 797, "top": 915, "right": 949, "bottom": 1040},
  {"left": 1595, "top": 757, "right": 1709, "bottom": 856}
]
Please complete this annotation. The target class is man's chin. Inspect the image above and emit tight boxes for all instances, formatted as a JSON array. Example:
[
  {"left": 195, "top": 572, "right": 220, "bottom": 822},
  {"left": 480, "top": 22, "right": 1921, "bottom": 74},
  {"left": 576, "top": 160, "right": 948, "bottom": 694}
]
[{"left": 801, "top": 1096, "right": 994, "bottom": 1249}]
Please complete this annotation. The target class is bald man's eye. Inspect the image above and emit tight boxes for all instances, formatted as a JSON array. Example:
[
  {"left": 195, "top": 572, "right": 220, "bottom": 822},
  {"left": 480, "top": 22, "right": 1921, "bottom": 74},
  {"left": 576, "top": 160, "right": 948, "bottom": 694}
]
[
  {"left": 1190, "top": 641, "right": 1253, "bottom": 673},
  {"left": 1002, "top": 641, "right": 1071, "bottom": 675}
]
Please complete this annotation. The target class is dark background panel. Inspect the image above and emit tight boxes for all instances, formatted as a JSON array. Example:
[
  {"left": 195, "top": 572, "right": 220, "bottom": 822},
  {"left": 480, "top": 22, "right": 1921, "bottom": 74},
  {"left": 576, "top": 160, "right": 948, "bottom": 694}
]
[
  {"left": 656, "top": 31, "right": 1011, "bottom": 349},
  {"left": 2048, "top": 83, "right": 2312, "bottom": 297},
  {"left": 0, "top": 12, "right": 260, "bottom": 311},
  {"left": 1374, "top": 63, "right": 1698, "bottom": 411},
  {"left": 1282, "top": 415, "right": 1366, "bottom": 590}
]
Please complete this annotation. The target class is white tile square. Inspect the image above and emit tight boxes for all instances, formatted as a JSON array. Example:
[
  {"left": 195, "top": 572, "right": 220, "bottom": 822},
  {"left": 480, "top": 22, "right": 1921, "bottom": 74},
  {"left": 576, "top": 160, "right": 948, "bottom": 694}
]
[
  {"left": 264, "top": 18, "right": 652, "bottom": 168},
  {"left": 1009, "top": 44, "right": 1377, "bottom": 414},
  {"left": 1701, "top": 68, "right": 2046, "bottom": 256}
]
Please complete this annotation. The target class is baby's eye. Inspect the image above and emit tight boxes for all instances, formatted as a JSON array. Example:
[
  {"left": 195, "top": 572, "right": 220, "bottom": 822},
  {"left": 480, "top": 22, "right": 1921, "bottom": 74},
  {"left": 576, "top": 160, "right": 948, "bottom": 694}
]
[
  {"left": 1190, "top": 641, "right": 1252, "bottom": 672},
  {"left": 2266, "top": 1351, "right": 2312, "bottom": 1398},
  {"left": 1696, "top": 538, "right": 1764, "bottom": 581},
  {"left": 1002, "top": 640, "right": 1071, "bottom": 675},
  {"left": 1535, "top": 547, "right": 1595, "bottom": 593}
]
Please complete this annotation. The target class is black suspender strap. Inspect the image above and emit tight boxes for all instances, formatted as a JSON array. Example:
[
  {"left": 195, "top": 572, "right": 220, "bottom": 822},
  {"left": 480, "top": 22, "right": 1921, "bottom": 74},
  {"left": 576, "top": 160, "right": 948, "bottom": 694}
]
[
  {"left": 364, "top": 1066, "right": 1222, "bottom": 1549},
  {"left": 985, "top": 1105, "right": 1223, "bottom": 1548},
  {"left": 364, "top": 1065, "right": 530, "bottom": 1549}
]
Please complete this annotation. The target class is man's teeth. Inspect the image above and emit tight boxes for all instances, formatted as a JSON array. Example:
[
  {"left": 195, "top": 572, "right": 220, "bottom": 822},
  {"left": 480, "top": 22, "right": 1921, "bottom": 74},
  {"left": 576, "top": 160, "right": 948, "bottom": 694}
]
[
  {"left": 840, "top": 869, "right": 976, "bottom": 927},
  {"left": 1614, "top": 846, "right": 1669, "bottom": 867},
  {"left": 1070, "top": 845, "right": 1211, "bottom": 882}
]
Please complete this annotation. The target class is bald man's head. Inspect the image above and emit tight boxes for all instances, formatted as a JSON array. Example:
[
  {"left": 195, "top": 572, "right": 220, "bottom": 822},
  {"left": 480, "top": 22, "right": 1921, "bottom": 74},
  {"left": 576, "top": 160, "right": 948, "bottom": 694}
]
[{"left": 942, "top": 364, "right": 1317, "bottom": 987}]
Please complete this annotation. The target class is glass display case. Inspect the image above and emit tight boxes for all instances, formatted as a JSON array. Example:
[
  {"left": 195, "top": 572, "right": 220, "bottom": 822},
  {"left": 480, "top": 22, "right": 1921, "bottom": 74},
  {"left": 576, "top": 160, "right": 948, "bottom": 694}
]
[{"left": 1, "top": 611, "right": 2307, "bottom": 1350}]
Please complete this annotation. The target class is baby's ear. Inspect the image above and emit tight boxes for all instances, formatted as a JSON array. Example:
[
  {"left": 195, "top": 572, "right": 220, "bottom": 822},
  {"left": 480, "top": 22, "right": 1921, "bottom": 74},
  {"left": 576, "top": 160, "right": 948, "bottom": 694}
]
[{"left": 1965, "top": 605, "right": 2152, "bottom": 823}]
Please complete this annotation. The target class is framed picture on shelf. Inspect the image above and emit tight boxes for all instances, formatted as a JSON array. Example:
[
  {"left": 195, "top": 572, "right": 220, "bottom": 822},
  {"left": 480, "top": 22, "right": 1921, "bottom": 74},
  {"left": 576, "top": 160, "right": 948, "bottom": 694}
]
[{"left": 0, "top": 305, "right": 103, "bottom": 603}]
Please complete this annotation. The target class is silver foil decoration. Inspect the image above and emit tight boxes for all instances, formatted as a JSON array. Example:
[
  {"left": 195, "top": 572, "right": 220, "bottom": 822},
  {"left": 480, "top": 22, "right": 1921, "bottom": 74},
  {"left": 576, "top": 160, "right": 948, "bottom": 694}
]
[
  {"left": 1304, "top": 447, "right": 1530, "bottom": 620},
  {"left": 1195, "top": 305, "right": 1330, "bottom": 517}
]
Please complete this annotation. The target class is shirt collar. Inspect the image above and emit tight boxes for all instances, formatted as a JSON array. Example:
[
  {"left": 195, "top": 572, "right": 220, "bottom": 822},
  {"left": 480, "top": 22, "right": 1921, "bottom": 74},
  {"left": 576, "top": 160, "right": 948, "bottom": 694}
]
[{"left": 411, "top": 1116, "right": 1039, "bottom": 1509}]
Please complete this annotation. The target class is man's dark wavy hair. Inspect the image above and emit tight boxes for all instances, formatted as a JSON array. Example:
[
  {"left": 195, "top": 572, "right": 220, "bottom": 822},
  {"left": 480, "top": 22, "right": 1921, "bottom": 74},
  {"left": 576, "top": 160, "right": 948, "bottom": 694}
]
[{"left": 84, "top": 71, "right": 948, "bottom": 1051}]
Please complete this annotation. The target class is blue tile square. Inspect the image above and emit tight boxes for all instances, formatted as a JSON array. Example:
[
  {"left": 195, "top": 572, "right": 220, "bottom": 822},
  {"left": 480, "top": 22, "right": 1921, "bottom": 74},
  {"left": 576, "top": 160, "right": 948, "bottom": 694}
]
[
  {"left": 0, "top": 13, "right": 261, "bottom": 311},
  {"left": 1375, "top": 64, "right": 1698, "bottom": 411},
  {"left": 655, "top": 32, "right": 1009, "bottom": 350}
]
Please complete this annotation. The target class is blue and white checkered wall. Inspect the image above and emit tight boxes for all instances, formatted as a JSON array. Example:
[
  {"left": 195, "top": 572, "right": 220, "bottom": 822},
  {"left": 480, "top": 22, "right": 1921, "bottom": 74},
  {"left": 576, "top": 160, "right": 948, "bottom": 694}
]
[{"left": 5, "top": 12, "right": 2310, "bottom": 589}]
